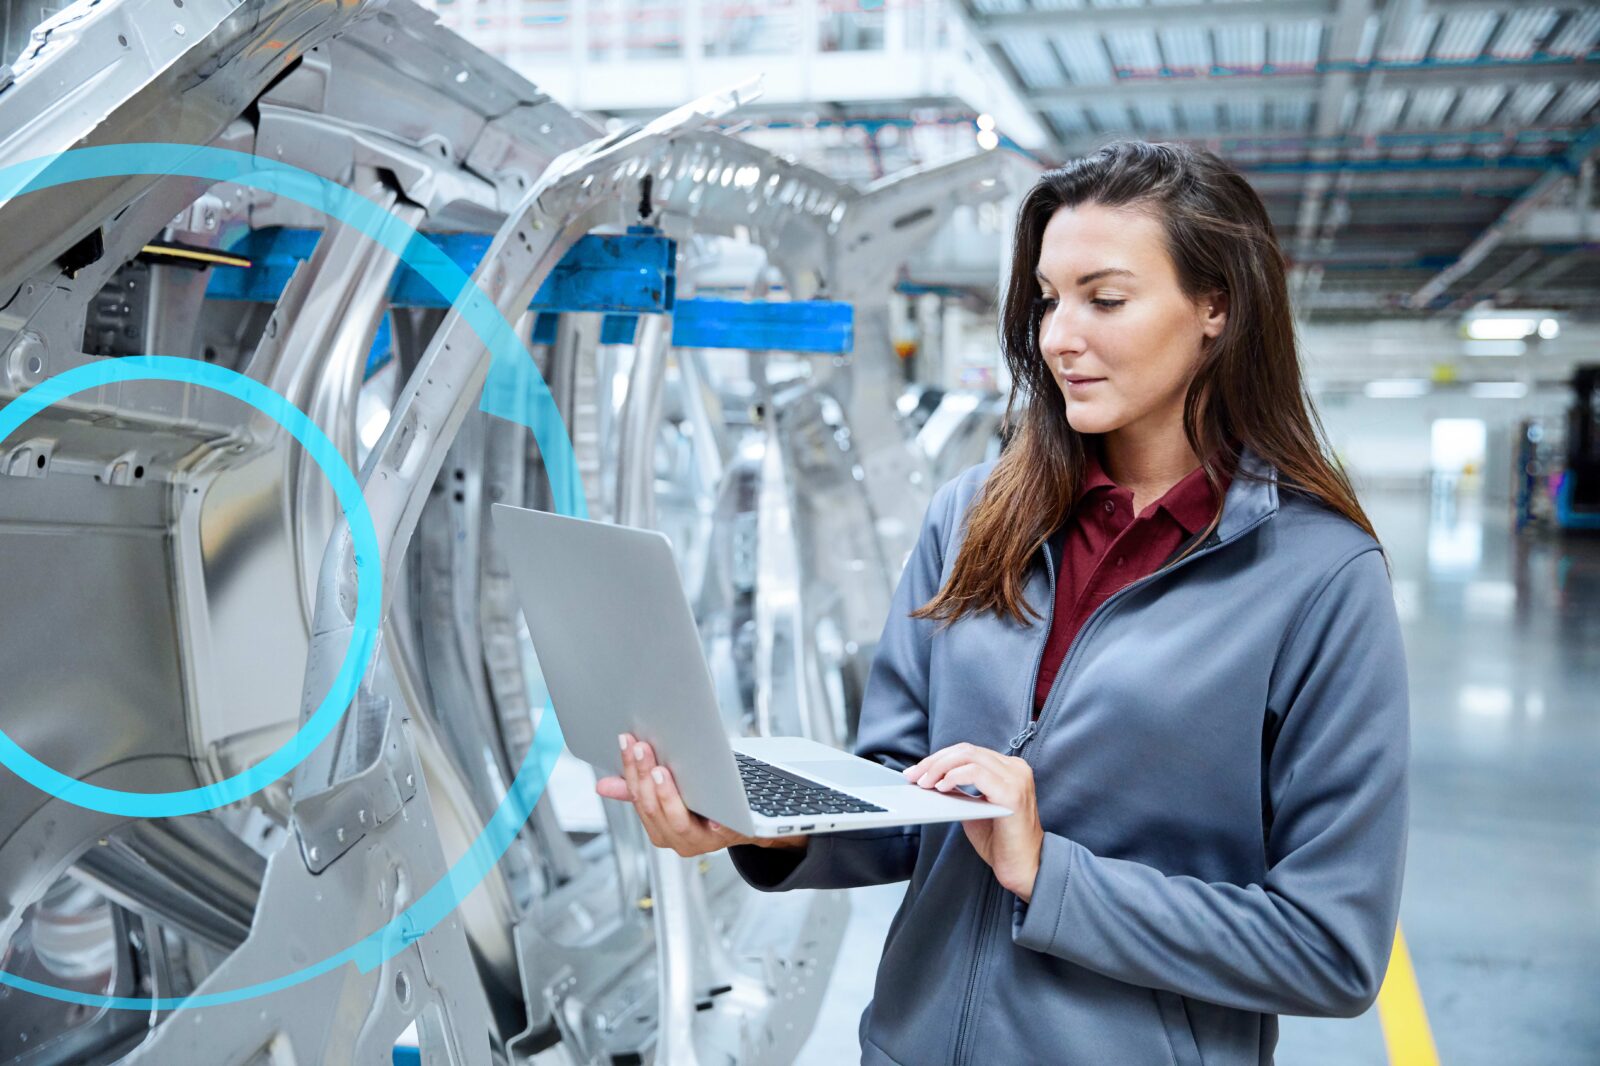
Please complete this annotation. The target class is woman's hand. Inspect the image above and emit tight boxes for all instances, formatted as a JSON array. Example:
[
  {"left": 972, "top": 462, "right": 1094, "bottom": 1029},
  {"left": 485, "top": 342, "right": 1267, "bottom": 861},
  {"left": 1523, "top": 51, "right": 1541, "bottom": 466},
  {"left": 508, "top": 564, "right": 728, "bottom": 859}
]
[
  {"left": 901, "top": 742, "right": 1044, "bottom": 902},
  {"left": 595, "top": 734, "right": 807, "bottom": 855}
]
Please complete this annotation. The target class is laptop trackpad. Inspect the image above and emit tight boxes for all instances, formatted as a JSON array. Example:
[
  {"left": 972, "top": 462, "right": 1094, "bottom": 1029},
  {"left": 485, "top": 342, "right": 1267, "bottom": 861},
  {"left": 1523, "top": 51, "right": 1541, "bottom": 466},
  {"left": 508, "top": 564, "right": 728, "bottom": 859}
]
[{"left": 787, "top": 759, "right": 907, "bottom": 789}]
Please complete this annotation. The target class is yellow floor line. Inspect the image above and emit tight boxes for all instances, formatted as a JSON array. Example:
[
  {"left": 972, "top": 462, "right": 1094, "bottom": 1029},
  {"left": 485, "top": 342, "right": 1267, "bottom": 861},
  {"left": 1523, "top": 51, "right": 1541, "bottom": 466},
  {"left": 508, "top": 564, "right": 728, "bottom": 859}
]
[{"left": 1376, "top": 924, "right": 1440, "bottom": 1066}]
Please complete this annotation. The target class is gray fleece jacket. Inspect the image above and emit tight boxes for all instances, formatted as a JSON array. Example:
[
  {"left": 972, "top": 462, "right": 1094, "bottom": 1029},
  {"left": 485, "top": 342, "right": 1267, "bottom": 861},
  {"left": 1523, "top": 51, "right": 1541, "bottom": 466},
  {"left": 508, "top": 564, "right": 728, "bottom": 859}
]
[{"left": 728, "top": 446, "right": 1410, "bottom": 1065}]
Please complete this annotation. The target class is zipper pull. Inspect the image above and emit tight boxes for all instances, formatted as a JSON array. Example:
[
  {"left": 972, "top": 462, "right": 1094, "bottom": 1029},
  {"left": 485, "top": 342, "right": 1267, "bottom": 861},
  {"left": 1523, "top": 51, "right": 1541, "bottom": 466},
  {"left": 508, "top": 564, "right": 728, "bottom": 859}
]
[{"left": 1006, "top": 721, "right": 1038, "bottom": 754}]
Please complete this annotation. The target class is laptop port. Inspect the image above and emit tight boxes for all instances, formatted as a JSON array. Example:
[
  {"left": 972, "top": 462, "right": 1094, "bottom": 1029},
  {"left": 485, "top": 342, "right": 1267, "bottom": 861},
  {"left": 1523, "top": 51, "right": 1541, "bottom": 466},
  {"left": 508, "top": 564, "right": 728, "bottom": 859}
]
[
  {"left": 776, "top": 825, "right": 793, "bottom": 833},
  {"left": 798, "top": 824, "right": 815, "bottom": 831}
]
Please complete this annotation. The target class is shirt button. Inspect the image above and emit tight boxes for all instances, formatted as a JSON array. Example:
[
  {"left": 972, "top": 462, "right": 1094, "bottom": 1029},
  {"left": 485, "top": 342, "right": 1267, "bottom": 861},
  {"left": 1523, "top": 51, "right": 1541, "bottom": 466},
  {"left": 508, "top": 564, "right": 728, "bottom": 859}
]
[
  {"left": 1103, "top": 500, "right": 1115, "bottom": 514},
  {"left": 1116, "top": 557, "right": 1125, "bottom": 566}
]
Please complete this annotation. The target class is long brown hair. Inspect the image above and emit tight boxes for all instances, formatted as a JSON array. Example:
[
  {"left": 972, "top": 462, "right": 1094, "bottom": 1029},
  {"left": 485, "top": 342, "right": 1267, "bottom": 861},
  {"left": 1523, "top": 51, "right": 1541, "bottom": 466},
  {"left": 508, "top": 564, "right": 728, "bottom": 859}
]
[{"left": 912, "top": 139, "right": 1380, "bottom": 627}]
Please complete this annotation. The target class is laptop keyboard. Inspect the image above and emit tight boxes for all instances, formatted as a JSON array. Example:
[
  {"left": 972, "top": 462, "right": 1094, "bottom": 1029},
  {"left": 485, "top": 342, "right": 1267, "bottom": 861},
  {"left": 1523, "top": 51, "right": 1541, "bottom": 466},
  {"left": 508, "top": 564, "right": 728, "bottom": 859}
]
[{"left": 734, "top": 752, "right": 888, "bottom": 817}]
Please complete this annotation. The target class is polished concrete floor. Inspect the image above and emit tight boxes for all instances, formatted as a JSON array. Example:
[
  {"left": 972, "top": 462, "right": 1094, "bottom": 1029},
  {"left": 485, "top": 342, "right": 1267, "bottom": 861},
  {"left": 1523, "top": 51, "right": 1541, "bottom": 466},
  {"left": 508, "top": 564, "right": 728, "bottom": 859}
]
[{"left": 798, "top": 485, "right": 1600, "bottom": 1065}]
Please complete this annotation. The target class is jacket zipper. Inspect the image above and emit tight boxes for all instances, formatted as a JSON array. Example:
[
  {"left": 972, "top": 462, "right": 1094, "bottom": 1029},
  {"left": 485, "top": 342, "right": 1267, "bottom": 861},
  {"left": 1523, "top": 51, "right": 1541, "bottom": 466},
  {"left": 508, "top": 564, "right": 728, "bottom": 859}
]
[
  {"left": 947, "top": 534, "right": 1062, "bottom": 1062},
  {"left": 951, "top": 506, "right": 1275, "bottom": 1066},
  {"left": 953, "top": 536, "right": 1059, "bottom": 1066},
  {"left": 1021, "top": 510, "right": 1272, "bottom": 760}
]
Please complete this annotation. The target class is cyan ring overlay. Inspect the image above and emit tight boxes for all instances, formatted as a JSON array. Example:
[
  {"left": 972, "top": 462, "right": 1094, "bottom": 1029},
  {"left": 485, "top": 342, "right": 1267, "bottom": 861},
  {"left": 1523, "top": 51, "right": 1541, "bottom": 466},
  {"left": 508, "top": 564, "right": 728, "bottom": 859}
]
[
  {"left": 0, "top": 143, "right": 584, "bottom": 1009},
  {"left": 0, "top": 356, "right": 382, "bottom": 818}
]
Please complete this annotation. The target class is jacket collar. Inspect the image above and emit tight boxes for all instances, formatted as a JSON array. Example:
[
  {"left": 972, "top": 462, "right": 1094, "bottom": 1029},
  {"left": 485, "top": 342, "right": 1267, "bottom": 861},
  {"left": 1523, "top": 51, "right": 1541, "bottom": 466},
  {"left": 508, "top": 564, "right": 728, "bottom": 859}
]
[
  {"left": 1043, "top": 443, "right": 1279, "bottom": 568},
  {"left": 1216, "top": 442, "right": 1279, "bottom": 543}
]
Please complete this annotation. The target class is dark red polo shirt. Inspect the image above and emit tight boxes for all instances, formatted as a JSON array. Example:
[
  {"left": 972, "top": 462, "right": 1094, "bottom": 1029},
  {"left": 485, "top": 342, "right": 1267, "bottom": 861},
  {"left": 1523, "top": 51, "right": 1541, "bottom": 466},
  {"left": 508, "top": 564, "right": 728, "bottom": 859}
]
[{"left": 1032, "top": 445, "right": 1233, "bottom": 716}]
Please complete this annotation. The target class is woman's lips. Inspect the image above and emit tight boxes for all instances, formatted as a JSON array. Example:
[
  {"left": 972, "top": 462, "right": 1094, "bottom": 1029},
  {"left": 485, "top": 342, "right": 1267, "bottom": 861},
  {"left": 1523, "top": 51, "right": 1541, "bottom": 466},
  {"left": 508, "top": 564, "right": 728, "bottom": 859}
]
[{"left": 1062, "top": 375, "right": 1104, "bottom": 392}]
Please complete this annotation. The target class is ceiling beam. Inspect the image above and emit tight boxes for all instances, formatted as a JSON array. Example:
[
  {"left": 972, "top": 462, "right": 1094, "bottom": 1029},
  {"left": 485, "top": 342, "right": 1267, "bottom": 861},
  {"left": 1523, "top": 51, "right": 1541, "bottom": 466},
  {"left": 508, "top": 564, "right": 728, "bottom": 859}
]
[
  {"left": 974, "top": 0, "right": 1541, "bottom": 38},
  {"left": 974, "top": 0, "right": 1335, "bottom": 36},
  {"left": 1409, "top": 122, "right": 1600, "bottom": 307},
  {"left": 1027, "top": 55, "right": 1598, "bottom": 108}
]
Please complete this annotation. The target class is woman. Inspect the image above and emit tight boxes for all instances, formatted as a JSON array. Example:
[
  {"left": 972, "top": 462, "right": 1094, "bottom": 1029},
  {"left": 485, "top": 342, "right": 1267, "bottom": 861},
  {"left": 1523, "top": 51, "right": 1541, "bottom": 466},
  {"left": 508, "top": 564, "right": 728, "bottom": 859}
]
[{"left": 597, "top": 139, "right": 1409, "bottom": 1065}]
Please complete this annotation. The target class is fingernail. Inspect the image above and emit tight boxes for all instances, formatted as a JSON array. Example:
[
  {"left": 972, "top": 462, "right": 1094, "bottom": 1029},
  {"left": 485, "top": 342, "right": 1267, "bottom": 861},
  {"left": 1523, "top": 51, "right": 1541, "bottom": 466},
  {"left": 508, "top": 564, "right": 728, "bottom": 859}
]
[
  {"left": 618, "top": 734, "right": 629, "bottom": 750},
  {"left": 633, "top": 743, "right": 647, "bottom": 761},
  {"left": 651, "top": 767, "right": 665, "bottom": 785}
]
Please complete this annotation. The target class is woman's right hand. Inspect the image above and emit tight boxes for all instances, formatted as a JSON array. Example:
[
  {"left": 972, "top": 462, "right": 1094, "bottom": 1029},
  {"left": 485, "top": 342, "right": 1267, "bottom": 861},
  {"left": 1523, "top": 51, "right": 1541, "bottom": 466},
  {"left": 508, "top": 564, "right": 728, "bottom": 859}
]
[{"left": 594, "top": 733, "right": 808, "bottom": 856}]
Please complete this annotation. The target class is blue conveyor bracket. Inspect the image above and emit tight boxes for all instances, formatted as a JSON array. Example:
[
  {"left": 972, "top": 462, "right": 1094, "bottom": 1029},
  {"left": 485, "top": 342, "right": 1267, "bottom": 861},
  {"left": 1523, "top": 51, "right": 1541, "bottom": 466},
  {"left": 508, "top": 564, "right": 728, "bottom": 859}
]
[
  {"left": 208, "top": 225, "right": 675, "bottom": 313},
  {"left": 670, "top": 296, "right": 853, "bottom": 354},
  {"left": 205, "top": 224, "right": 851, "bottom": 354}
]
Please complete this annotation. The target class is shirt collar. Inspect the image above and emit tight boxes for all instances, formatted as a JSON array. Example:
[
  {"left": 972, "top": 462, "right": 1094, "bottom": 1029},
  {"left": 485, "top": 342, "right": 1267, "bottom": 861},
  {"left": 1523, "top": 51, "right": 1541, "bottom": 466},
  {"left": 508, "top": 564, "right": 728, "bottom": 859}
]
[
  {"left": 1076, "top": 440, "right": 1233, "bottom": 535},
  {"left": 1160, "top": 459, "right": 1232, "bottom": 535},
  {"left": 1076, "top": 445, "right": 1119, "bottom": 500}
]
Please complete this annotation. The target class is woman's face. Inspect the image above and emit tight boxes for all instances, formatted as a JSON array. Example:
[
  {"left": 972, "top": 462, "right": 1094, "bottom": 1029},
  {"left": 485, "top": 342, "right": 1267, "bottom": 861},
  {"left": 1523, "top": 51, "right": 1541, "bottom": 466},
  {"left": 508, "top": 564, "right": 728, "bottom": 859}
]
[{"left": 1033, "top": 202, "right": 1226, "bottom": 439}]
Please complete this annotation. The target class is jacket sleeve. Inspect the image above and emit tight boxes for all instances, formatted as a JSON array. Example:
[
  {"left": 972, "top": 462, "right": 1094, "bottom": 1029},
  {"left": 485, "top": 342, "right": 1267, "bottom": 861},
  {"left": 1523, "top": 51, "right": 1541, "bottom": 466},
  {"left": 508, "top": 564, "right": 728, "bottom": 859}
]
[
  {"left": 728, "top": 468, "right": 966, "bottom": 891},
  {"left": 1010, "top": 546, "right": 1410, "bottom": 1018}
]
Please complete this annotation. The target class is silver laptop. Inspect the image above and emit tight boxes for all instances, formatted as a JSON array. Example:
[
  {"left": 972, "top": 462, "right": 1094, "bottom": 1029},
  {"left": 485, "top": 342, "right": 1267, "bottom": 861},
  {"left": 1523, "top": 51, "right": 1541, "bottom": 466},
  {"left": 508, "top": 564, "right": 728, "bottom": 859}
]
[{"left": 490, "top": 503, "right": 1010, "bottom": 838}]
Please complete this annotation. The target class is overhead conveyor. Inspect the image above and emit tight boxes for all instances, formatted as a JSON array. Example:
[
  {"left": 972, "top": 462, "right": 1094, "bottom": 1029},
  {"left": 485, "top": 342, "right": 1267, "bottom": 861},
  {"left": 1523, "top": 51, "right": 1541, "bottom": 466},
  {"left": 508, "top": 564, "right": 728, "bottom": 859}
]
[{"left": 0, "top": 1, "right": 1013, "bottom": 1063}]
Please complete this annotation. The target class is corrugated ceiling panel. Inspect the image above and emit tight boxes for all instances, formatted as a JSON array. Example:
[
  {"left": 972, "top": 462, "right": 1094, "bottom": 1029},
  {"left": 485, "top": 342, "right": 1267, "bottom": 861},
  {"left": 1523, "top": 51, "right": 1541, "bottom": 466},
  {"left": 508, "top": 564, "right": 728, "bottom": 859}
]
[
  {"left": 1369, "top": 87, "right": 1408, "bottom": 130},
  {"left": 1086, "top": 100, "right": 1130, "bottom": 130},
  {"left": 1505, "top": 82, "right": 1558, "bottom": 124},
  {"left": 1547, "top": 9, "right": 1600, "bottom": 57},
  {"left": 1379, "top": 11, "right": 1439, "bottom": 61},
  {"left": 1269, "top": 20, "right": 1322, "bottom": 68},
  {"left": 1000, "top": 37, "right": 1065, "bottom": 89},
  {"left": 1046, "top": 106, "right": 1091, "bottom": 134},
  {"left": 1339, "top": 91, "right": 1360, "bottom": 131},
  {"left": 1406, "top": 86, "right": 1455, "bottom": 127},
  {"left": 1159, "top": 24, "right": 1211, "bottom": 70},
  {"left": 1104, "top": 27, "right": 1163, "bottom": 72},
  {"left": 1268, "top": 95, "right": 1312, "bottom": 131},
  {"left": 1489, "top": 9, "right": 1559, "bottom": 59},
  {"left": 1546, "top": 80, "right": 1600, "bottom": 123},
  {"left": 1222, "top": 96, "right": 1263, "bottom": 130},
  {"left": 1354, "top": 12, "right": 1380, "bottom": 63},
  {"left": 1178, "top": 98, "right": 1217, "bottom": 132},
  {"left": 969, "top": 0, "right": 1026, "bottom": 14},
  {"left": 1212, "top": 23, "right": 1266, "bottom": 68},
  {"left": 1450, "top": 85, "right": 1507, "bottom": 127},
  {"left": 1054, "top": 30, "right": 1116, "bottom": 83},
  {"left": 1132, "top": 99, "right": 1178, "bottom": 131},
  {"left": 1433, "top": 10, "right": 1498, "bottom": 60}
]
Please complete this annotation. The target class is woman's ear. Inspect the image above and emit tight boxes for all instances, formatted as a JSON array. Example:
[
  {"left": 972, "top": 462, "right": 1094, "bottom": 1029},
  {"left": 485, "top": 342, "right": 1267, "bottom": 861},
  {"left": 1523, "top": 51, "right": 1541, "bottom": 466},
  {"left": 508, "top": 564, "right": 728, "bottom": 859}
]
[{"left": 1202, "top": 289, "right": 1229, "bottom": 341}]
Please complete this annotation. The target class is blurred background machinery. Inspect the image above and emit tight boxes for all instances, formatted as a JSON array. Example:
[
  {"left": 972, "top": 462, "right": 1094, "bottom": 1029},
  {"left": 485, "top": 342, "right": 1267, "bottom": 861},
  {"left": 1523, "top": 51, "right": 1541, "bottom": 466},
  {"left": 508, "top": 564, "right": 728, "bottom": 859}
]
[
  {"left": 0, "top": 1, "right": 1010, "bottom": 1062},
  {"left": 4, "top": 1, "right": 1600, "bottom": 1064}
]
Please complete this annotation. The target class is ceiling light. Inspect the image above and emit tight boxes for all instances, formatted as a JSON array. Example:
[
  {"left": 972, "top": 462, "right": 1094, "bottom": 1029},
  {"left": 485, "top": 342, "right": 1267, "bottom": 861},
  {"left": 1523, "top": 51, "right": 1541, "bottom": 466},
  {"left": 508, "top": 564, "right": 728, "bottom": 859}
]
[
  {"left": 976, "top": 113, "right": 995, "bottom": 131},
  {"left": 1364, "top": 379, "right": 1430, "bottom": 399},
  {"left": 1468, "top": 381, "right": 1527, "bottom": 399},
  {"left": 976, "top": 129, "right": 999, "bottom": 151},
  {"left": 1538, "top": 317, "right": 1560, "bottom": 339},
  {"left": 1464, "top": 316, "right": 1537, "bottom": 340}
]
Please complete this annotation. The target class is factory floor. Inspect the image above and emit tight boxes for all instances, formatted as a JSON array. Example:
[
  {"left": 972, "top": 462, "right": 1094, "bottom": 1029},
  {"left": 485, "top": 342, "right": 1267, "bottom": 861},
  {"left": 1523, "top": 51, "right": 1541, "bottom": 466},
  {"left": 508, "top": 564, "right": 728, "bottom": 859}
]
[{"left": 798, "top": 485, "right": 1600, "bottom": 1065}]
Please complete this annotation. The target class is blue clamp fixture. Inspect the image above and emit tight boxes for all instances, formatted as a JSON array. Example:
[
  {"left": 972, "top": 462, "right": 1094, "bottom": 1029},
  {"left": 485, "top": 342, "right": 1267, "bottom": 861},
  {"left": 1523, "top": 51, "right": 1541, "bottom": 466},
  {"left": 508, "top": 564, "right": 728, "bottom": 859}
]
[{"left": 206, "top": 223, "right": 852, "bottom": 360}]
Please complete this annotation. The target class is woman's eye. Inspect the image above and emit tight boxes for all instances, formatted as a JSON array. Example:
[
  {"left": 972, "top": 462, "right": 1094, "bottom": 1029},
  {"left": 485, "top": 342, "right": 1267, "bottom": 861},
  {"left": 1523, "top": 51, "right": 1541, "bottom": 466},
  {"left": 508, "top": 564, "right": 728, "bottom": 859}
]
[{"left": 1034, "top": 296, "right": 1123, "bottom": 311}]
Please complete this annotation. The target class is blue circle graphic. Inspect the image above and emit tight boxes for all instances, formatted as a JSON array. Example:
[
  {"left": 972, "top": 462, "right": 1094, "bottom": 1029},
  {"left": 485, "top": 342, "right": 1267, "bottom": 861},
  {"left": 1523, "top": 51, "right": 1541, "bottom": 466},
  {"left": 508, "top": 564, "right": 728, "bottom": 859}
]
[
  {"left": 0, "top": 143, "right": 584, "bottom": 1010},
  {"left": 0, "top": 356, "right": 381, "bottom": 818}
]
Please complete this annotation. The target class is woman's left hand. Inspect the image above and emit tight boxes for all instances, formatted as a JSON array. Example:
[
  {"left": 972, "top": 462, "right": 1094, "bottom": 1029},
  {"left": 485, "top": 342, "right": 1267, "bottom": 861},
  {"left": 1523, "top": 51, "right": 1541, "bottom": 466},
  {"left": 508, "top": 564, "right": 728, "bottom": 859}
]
[{"left": 901, "top": 743, "right": 1043, "bottom": 902}]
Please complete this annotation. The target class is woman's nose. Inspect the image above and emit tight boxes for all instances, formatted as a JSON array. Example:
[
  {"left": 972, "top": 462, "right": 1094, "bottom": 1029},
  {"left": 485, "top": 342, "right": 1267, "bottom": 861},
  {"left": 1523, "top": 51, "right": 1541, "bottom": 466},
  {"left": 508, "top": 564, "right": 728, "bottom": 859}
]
[{"left": 1039, "top": 307, "right": 1086, "bottom": 359}]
